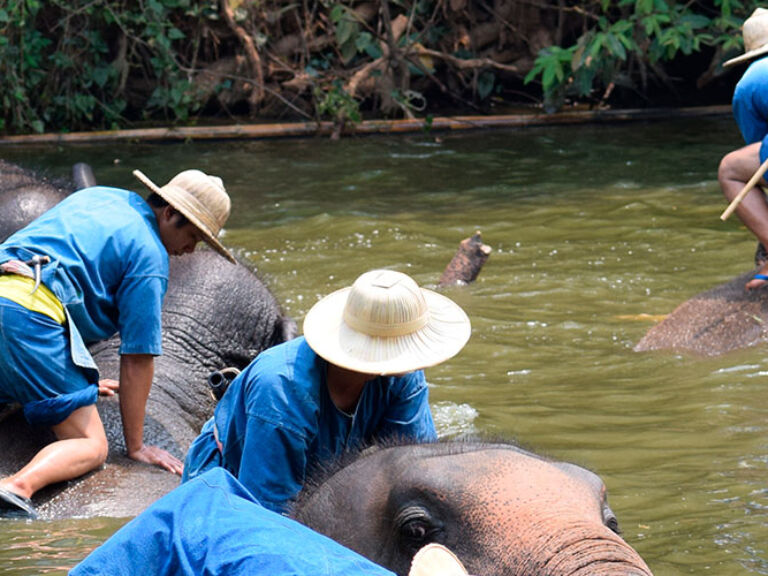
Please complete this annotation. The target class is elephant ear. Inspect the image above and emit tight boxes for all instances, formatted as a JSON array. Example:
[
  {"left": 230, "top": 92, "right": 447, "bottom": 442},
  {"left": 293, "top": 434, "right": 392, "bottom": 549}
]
[{"left": 409, "top": 544, "right": 468, "bottom": 576}]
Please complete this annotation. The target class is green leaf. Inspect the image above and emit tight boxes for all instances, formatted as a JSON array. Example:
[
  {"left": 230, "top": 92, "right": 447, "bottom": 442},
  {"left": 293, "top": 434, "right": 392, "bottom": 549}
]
[
  {"left": 477, "top": 71, "right": 495, "bottom": 100},
  {"left": 168, "top": 27, "right": 186, "bottom": 40},
  {"left": 336, "top": 18, "right": 357, "bottom": 48},
  {"left": 340, "top": 39, "right": 357, "bottom": 63},
  {"left": 606, "top": 34, "right": 627, "bottom": 59},
  {"left": 329, "top": 4, "right": 344, "bottom": 23},
  {"left": 355, "top": 31, "right": 373, "bottom": 53}
]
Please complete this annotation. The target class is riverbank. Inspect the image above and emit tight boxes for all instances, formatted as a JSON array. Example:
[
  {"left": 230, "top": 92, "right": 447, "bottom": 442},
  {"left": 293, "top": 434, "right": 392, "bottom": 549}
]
[{"left": 0, "top": 105, "right": 732, "bottom": 145}]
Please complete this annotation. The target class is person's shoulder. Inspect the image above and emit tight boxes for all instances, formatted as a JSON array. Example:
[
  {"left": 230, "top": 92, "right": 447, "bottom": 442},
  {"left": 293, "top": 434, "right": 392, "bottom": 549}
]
[
  {"left": 255, "top": 336, "right": 313, "bottom": 368},
  {"left": 384, "top": 369, "right": 427, "bottom": 396},
  {"left": 67, "top": 185, "right": 132, "bottom": 203},
  {"left": 740, "top": 56, "right": 768, "bottom": 84},
  {"left": 398, "top": 369, "right": 426, "bottom": 385},
  {"left": 242, "top": 338, "right": 321, "bottom": 400}
]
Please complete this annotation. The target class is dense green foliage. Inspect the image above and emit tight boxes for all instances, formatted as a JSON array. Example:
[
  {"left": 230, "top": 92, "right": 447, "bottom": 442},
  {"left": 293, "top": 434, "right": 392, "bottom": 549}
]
[
  {"left": 0, "top": 1, "right": 758, "bottom": 135},
  {"left": 524, "top": 0, "right": 760, "bottom": 110},
  {"left": 0, "top": 0, "right": 214, "bottom": 134}
]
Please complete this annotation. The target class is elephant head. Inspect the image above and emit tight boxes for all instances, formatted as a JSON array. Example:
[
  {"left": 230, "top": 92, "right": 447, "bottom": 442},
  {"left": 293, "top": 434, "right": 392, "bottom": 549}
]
[{"left": 293, "top": 441, "right": 653, "bottom": 576}]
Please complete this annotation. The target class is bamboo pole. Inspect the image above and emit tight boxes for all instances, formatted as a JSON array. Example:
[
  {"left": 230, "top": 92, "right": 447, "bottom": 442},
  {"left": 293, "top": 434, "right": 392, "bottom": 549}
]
[
  {"left": 720, "top": 157, "right": 768, "bottom": 221},
  {"left": 0, "top": 106, "right": 731, "bottom": 146}
]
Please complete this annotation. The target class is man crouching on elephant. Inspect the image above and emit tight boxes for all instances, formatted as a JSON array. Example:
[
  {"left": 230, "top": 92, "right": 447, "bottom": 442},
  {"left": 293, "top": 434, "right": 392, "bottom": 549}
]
[
  {"left": 181, "top": 269, "right": 471, "bottom": 513},
  {"left": 0, "top": 168, "right": 235, "bottom": 519}
]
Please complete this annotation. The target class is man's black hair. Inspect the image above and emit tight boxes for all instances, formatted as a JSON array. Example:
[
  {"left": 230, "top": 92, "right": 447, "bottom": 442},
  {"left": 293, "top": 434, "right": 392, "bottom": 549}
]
[{"left": 146, "top": 192, "right": 190, "bottom": 228}]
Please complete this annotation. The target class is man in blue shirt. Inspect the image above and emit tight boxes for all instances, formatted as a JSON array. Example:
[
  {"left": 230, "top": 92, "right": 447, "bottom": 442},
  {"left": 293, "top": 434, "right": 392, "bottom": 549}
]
[
  {"left": 0, "top": 168, "right": 234, "bottom": 518},
  {"left": 719, "top": 8, "right": 768, "bottom": 290},
  {"left": 182, "top": 269, "right": 471, "bottom": 513}
]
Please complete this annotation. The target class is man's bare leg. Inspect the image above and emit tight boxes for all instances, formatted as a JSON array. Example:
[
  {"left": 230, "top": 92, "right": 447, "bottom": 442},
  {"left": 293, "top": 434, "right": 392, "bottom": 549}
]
[
  {"left": 0, "top": 404, "right": 107, "bottom": 499},
  {"left": 718, "top": 141, "right": 768, "bottom": 289}
]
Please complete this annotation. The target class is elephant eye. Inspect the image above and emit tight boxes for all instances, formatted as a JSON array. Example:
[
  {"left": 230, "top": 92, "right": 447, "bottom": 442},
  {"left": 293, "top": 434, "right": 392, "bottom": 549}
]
[
  {"left": 603, "top": 507, "right": 621, "bottom": 535},
  {"left": 402, "top": 520, "right": 429, "bottom": 540},
  {"left": 395, "top": 506, "right": 442, "bottom": 550}
]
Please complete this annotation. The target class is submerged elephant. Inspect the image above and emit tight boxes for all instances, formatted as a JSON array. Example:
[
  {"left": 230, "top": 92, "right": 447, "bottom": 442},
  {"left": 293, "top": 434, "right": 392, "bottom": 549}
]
[
  {"left": 0, "top": 159, "right": 296, "bottom": 518},
  {"left": 634, "top": 269, "right": 768, "bottom": 356},
  {"left": 293, "top": 441, "right": 653, "bottom": 576}
]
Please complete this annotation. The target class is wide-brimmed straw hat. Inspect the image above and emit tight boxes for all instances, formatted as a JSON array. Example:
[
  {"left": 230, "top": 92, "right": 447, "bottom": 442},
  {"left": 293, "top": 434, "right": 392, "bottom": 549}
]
[
  {"left": 724, "top": 7, "right": 768, "bottom": 68},
  {"left": 133, "top": 168, "right": 235, "bottom": 263},
  {"left": 409, "top": 544, "right": 469, "bottom": 576},
  {"left": 303, "top": 269, "right": 471, "bottom": 375}
]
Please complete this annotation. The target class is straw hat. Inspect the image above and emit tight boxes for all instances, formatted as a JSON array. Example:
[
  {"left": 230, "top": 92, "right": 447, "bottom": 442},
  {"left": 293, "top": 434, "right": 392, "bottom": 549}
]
[
  {"left": 409, "top": 544, "right": 469, "bottom": 576},
  {"left": 724, "top": 7, "right": 768, "bottom": 68},
  {"left": 303, "top": 269, "right": 471, "bottom": 375},
  {"left": 133, "top": 168, "right": 235, "bottom": 263}
]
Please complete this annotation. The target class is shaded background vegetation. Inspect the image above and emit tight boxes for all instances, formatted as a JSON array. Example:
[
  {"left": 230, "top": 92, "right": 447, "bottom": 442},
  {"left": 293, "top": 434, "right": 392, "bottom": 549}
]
[{"left": 0, "top": 0, "right": 761, "bottom": 135}]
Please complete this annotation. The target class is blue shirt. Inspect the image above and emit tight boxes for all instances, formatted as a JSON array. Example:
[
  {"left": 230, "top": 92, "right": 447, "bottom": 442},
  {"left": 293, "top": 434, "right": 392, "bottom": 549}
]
[
  {"left": 70, "top": 468, "right": 396, "bottom": 576},
  {"left": 182, "top": 336, "right": 436, "bottom": 513},
  {"left": 0, "top": 187, "right": 168, "bottom": 380},
  {"left": 733, "top": 56, "right": 768, "bottom": 164}
]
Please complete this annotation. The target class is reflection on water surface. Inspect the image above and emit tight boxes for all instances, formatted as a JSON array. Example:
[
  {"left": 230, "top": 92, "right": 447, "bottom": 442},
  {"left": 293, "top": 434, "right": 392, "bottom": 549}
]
[{"left": 1, "top": 117, "right": 767, "bottom": 575}]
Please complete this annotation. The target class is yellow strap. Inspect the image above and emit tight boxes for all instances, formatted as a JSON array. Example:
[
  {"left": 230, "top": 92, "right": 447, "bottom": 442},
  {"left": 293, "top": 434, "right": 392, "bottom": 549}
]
[{"left": 0, "top": 275, "right": 66, "bottom": 324}]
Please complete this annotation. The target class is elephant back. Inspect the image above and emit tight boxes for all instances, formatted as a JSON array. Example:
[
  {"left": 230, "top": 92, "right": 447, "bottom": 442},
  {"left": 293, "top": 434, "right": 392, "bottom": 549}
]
[{"left": 0, "top": 159, "right": 71, "bottom": 241}]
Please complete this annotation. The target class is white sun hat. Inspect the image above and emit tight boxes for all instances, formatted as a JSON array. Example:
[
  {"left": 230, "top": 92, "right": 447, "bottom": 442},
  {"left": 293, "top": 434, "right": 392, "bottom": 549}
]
[
  {"left": 133, "top": 168, "right": 235, "bottom": 263},
  {"left": 724, "top": 7, "right": 768, "bottom": 68},
  {"left": 409, "top": 544, "right": 469, "bottom": 576},
  {"left": 303, "top": 269, "right": 471, "bottom": 375}
]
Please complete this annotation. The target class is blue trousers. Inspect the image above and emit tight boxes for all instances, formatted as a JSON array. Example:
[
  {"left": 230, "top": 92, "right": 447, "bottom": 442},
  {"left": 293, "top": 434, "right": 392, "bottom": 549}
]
[{"left": 0, "top": 298, "right": 97, "bottom": 426}]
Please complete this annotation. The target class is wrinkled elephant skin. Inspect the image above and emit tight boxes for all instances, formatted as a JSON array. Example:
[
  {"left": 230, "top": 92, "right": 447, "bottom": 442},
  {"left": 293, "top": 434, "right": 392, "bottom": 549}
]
[
  {"left": 635, "top": 270, "right": 768, "bottom": 356},
  {"left": 294, "top": 442, "right": 653, "bottom": 576}
]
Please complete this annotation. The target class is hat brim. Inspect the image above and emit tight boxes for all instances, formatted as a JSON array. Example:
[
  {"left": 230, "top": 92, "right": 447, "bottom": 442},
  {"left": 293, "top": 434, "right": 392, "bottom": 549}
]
[
  {"left": 723, "top": 43, "right": 768, "bottom": 68},
  {"left": 303, "top": 285, "right": 471, "bottom": 375},
  {"left": 133, "top": 169, "right": 236, "bottom": 264}
]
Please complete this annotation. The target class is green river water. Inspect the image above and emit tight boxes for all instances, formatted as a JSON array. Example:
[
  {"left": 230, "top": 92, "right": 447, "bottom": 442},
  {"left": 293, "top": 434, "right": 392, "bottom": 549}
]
[{"left": 0, "top": 116, "right": 767, "bottom": 575}]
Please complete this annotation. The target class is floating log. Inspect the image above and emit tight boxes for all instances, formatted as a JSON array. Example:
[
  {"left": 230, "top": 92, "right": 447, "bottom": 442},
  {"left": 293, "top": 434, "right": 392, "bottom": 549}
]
[{"left": 439, "top": 231, "right": 491, "bottom": 287}]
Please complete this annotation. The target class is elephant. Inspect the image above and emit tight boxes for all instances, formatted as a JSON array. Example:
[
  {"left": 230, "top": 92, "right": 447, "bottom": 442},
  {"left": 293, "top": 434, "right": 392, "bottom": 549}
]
[
  {"left": 293, "top": 440, "right": 653, "bottom": 576},
  {"left": 634, "top": 269, "right": 768, "bottom": 356},
  {"left": 0, "top": 159, "right": 296, "bottom": 518},
  {"left": 0, "top": 159, "right": 95, "bottom": 242}
]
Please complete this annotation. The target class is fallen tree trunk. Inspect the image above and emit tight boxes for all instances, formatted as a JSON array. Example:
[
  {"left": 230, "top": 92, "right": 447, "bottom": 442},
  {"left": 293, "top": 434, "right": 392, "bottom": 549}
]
[{"left": 0, "top": 106, "right": 731, "bottom": 145}]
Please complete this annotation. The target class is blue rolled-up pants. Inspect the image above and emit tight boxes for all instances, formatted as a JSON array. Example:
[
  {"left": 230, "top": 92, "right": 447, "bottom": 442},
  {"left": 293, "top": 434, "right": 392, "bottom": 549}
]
[{"left": 0, "top": 297, "right": 97, "bottom": 427}]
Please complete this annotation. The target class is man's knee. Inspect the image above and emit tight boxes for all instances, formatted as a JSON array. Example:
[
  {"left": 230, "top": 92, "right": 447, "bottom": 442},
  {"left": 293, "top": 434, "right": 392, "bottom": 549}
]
[
  {"left": 90, "top": 436, "right": 109, "bottom": 467},
  {"left": 718, "top": 150, "right": 740, "bottom": 186}
]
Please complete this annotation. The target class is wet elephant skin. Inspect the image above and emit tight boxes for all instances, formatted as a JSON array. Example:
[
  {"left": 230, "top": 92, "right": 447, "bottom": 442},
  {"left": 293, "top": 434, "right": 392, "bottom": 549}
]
[
  {"left": 635, "top": 269, "right": 768, "bottom": 356},
  {"left": 0, "top": 159, "right": 71, "bottom": 242},
  {"left": 294, "top": 441, "right": 654, "bottom": 576}
]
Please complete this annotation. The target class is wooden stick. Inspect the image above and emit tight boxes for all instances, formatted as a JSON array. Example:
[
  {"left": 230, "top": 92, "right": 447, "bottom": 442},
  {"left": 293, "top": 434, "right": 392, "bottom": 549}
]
[{"left": 720, "top": 157, "right": 768, "bottom": 221}]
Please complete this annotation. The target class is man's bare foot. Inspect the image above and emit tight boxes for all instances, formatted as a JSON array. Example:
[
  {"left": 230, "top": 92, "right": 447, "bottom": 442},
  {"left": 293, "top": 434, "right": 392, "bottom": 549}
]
[{"left": 745, "top": 265, "right": 768, "bottom": 291}]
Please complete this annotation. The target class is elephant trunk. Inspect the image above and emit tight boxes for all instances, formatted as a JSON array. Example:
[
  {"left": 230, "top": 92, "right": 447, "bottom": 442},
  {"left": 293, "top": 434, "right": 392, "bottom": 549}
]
[{"left": 522, "top": 524, "right": 653, "bottom": 576}]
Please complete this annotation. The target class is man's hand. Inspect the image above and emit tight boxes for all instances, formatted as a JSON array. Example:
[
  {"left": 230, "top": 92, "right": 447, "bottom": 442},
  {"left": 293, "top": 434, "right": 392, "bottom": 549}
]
[
  {"left": 98, "top": 378, "right": 119, "bottom": 397},
  {"left": 128, "top": 444, "right": 184, "bottom": 475}
]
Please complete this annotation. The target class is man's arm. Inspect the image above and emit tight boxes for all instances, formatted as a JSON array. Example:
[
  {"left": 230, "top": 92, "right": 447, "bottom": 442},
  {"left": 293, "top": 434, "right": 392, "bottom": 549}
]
[{"left": 119, "top": 353, "right": 184, "bottom": 474}]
